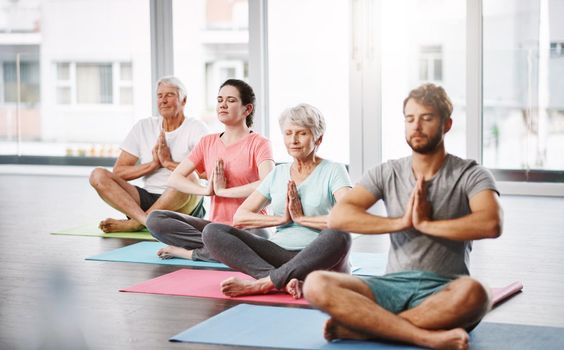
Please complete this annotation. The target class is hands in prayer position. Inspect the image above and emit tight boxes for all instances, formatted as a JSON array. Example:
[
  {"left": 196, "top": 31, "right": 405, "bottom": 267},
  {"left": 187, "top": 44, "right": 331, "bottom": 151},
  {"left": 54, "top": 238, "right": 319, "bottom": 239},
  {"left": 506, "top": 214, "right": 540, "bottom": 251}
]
[
  {"left": 402, "top": 175, "right": 433, "bottom": 231},
  {"left": 151, "top": 131, "right": 173, "bottom": 170},
  {"left": 202, "top": 158, "right": 228, "bottom": 196},
  {"left": 213, "top": 159, "right": 227, "bottom": 194},
  {"left": 281, "top": 180, "right": 304, "bottom": 226}
]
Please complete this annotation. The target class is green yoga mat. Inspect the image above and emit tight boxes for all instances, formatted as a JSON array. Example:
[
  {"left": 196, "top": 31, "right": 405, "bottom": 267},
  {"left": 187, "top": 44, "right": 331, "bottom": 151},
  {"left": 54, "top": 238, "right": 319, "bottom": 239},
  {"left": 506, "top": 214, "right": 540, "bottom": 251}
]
[{"left": 51, "top": 223, "right": 156, "bottom": 240}]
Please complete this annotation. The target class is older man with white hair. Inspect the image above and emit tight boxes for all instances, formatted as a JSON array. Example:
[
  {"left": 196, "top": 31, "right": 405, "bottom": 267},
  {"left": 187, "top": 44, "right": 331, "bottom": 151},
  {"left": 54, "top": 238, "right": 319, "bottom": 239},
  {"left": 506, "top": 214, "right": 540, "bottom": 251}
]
[{"left": 89, "top": 76, "right": 208, "bottom": 233}]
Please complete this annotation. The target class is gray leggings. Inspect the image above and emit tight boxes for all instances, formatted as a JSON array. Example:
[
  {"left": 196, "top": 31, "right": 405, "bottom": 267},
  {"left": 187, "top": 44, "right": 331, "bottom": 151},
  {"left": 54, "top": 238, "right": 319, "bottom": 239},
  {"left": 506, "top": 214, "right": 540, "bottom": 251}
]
[
  {"left": 202, "top": 223, "right": 351, "bottom": 289},
  {"left": 146, "top": 210, "right": 268, "bottom": 262}
]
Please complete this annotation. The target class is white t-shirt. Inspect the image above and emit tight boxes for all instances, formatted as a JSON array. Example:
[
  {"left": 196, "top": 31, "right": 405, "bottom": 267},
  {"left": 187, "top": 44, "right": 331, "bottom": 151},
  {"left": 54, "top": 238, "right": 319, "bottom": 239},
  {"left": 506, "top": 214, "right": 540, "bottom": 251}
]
[{"left": 120, "top": 116, "right": 209, "bottom": 194}]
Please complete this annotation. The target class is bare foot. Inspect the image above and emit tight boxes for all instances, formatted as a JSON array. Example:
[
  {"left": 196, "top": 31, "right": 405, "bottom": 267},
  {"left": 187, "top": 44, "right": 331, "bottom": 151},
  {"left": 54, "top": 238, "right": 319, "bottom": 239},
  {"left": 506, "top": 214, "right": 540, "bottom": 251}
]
[
  {"left": 285, "top": 278, "right": 304, "bottom": 299},
  {"left": 99, "top": 218, "right": 144, "bottom": 233},
  {"left": 424, "top": 328, "right": 469, "bottom": 350},
  {"left": 323, "top": 318, "right": 370, "bottom": 342},
  {"left": 156, "top": 246, "right": 193, "bottom": 260},
  {"left": 221, "top": 276, "right": 275, "bottom": 297},
  {"left": 324, "top": 318, "right": 468, "bottom": 350}
]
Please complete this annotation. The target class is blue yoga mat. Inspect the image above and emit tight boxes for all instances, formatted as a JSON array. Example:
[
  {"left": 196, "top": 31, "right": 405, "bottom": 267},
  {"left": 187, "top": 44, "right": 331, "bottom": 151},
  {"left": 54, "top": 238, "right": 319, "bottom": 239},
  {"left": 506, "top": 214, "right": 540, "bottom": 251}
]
[
  {"left": 86, "top": 242, "right": 388, "bottom": 276},
  {"left": 170, "top": 304, "right": 564, "bottom": 349},
  {"left": 86, "top": 241, "right": 229, "bottom": 269}
]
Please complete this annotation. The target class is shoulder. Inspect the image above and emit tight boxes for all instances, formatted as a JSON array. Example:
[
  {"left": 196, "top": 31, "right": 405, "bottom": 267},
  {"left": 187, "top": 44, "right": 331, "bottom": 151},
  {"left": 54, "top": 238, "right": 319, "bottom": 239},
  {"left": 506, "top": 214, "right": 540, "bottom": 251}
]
[
  {"left": 366, "top": 156, "right": 410, "bottom": 177},
  {"left": 192, "top": 133, "right": 220, "bottom": 151},
  {"left": 249, "top": 132, "right": 271, "bottom": 145},
  {"left": 132, "top": 116, "right": 160, "bottom": 130},
  {"left": 260, "top": 162, "right": 289, "bottom": 188},
  {"left": 272, "top": 162, "right": 291, "bottom": 176},
  {"left": 319, "top": 159, "right": 347, "bottom": 173},
  {"left": 445, "top": 154, "right": 498, "bottom": 193},
  {"left": 276, "top": 162, "right": 292, "bottom": 170},
  {"left": 199, "top": 133, "right": 221, "bottom": 143},
  {"left": 445, "top": 154, "right": 486, "bottom": 177}
]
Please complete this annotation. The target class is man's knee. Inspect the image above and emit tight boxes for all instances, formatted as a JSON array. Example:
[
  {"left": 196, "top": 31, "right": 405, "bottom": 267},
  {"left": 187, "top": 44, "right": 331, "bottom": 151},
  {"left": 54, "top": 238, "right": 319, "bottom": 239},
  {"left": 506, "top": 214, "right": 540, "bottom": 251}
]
[
  {"left": 89, "top": 167, "right": 112, "bottom": 189},
  {"left": 303, "top": 271, "right": 336, "bottom": 307},
  {"left": 452, "top": 277, "right": 490, "bottom": 314}
]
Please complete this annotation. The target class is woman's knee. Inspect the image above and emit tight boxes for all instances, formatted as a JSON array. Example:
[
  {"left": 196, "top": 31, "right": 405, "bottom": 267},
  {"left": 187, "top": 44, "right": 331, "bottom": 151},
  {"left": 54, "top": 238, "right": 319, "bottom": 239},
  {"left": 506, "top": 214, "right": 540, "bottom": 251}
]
[
  {"left": 323, "top": 229, "right": 352, "bottom": 250},
  {"left": 201, "top": 223, "right": 231, "bottom": 246},
  {"left": 146, "top": 210, "right": 171, "bottom": 238}
]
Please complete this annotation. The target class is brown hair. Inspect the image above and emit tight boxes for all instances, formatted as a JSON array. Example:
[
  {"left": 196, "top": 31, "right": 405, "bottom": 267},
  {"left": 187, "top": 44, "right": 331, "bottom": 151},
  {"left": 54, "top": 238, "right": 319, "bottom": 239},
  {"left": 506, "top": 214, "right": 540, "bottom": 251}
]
[
  {"left": 220, "top": 79, "right": 256, "bottom": 127},
  {"left": 403, "top": 83, "right": 453, "bottom": 121}
]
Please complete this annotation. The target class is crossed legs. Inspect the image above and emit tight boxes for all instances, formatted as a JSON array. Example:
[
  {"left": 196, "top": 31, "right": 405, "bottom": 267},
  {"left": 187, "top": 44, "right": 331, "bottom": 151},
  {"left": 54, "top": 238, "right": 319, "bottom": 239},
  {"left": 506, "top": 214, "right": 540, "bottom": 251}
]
[
  {"left": 202, "top": 224, "right": 351, "bottom": 298},
  {"left": 303, "top": 271, "right": 490, "bottom": 350},
  {"left": 89, "top": 168, "right": 193, "bottom": 233}
]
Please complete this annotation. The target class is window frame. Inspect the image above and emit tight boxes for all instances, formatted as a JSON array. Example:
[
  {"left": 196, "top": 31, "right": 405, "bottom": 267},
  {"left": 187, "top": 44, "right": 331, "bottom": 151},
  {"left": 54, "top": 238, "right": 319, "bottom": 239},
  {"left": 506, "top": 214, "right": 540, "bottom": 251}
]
[{"left": 54, "top": 61, "right": 133, "bottom": 106}]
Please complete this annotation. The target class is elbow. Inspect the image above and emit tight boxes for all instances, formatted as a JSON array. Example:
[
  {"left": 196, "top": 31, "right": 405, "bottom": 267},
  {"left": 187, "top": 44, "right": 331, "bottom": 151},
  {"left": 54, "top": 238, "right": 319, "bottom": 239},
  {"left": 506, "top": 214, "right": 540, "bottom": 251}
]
[
  {"left": 492, "top": 219, "right": 503, "bottom": 238},
  {"left": 232, "top": 210, "right": 244, "bottom": 227},
  {"left": 327, "top": 209, "right": 347, "bottom": 231},
  {"left": 485, "top": 217, "right": 503, "bottom": 239},
  {"left": 166, "top": 174, "right": 178, "bottom": 189}
]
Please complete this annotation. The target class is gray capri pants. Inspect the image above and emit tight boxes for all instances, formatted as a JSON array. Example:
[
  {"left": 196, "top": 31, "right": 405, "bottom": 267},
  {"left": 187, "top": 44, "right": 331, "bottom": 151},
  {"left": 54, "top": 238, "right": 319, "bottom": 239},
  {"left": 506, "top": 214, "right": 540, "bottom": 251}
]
[
  {"left": 146, "top": 210, "right": 268, "bottom": 262},
  {"left": 202, "top": 223, "right": 351, "bottom": 289}
]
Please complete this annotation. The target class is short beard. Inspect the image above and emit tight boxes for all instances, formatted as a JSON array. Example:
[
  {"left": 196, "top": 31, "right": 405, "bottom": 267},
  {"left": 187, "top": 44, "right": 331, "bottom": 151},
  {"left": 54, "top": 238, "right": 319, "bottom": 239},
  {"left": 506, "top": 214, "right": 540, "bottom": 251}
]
[{"left": 406, "top": 131, "right": 443, "bottom": 154}]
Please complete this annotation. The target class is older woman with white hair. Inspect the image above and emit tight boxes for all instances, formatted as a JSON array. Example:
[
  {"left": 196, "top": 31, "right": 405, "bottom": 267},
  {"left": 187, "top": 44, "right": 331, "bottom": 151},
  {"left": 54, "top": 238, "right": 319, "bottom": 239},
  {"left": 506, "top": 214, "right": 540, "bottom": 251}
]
[{"left": 202, "top": 103, "right": 352, "bottom": 298}]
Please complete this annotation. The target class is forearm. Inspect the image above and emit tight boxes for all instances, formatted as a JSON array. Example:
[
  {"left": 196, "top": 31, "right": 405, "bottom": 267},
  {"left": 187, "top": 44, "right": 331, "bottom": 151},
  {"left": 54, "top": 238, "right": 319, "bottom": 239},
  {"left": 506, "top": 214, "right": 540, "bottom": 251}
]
[
  {"left": 416, "top": 211, "right": 502, "bottom": 240},
  {"left": 215, "top": 180, "right": 260, "bottom": 199},
  {"left": 294, "top": 215, "right": 329, "bottom": 231},
  {"left": 167, "top": 172, "right": 209, "bottom": 196},
  {"left": 161, "top": 160, "right": 180, "bottom": 172},
  {"left": 233, "top": 211, "right": 286, "bottom": 229},
  {"left": 329, "top": 203, "right": 406, "bottom": 234},
  {"left": 114, "top": 162, "right": 158, "bottom": 181}
]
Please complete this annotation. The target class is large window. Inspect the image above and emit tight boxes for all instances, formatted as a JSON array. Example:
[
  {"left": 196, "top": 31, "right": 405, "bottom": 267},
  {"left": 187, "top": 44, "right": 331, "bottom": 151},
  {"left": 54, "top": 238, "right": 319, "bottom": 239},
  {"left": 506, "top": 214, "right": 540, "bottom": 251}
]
[
  {"left": 2, "top": 0, "right": 564, "bottom": 190},
  {"left": 173, "top": 0, "right": 249, "bottom": 133},
  {"left": 267, "top": 0, "right": 349, "bottom": 164},
  {"left": 483, "top": 0, "right": 564, "bottom": 179},
  {"left": 380, "top": 0, "right": 466, "bottom": 162},
  {"left": 0, "top": 0, "right": 151, "bottom": 159}
]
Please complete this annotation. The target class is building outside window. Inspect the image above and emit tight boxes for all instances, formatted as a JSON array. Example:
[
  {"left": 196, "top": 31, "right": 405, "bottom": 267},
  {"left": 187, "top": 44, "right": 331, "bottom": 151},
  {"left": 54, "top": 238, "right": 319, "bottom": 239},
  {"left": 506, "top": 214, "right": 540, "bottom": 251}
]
[
  {"left": 419, "top": 45, "right": 443, "bottom": 82},
  {"left": 0, "top": 0, "right": 151, "bottom": 159},
  {"left": 55, "top": 62, "right": 132, "bottom": 106},
  {"left": 173, "top": 0, "right": 249, "bottom": 133}
]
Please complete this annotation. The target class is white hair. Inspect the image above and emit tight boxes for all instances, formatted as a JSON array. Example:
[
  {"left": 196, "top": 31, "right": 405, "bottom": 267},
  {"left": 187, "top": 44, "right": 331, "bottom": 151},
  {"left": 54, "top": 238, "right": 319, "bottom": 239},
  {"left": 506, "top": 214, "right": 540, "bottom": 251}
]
[
  {"left": 278, "top": 103, "right": 326, "bottom": 141},
  {"left": 156, "top": 76, "right": 187, "bottom": 103}
]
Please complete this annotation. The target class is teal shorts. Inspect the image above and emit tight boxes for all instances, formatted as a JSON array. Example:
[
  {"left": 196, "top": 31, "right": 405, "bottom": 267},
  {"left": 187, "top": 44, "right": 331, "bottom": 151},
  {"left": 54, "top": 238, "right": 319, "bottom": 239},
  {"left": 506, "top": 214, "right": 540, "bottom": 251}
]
[{"left": 362, "top": 270, "right": 455, "bottom": 314}]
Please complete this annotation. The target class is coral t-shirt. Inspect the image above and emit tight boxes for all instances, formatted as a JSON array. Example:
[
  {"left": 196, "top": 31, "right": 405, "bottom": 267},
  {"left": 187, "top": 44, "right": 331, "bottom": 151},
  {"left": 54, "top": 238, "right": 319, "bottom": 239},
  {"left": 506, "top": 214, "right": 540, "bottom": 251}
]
[{"left": 187, "top": 132, "right": 273, "bottom": 224}]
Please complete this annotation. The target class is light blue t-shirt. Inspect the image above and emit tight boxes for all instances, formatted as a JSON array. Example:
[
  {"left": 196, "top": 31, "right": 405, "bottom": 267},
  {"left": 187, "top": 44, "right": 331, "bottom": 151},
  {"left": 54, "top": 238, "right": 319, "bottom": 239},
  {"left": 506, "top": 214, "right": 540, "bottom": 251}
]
[{"left": 257, "top": 159, "right": 351, "bottom": 250}]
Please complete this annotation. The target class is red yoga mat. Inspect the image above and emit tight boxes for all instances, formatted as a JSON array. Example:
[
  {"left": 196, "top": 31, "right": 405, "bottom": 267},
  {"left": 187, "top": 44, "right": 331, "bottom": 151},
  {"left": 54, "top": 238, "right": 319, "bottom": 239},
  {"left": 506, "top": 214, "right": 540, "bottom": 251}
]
[
  {"left": 120, "top": 268, "right": 522, "bottom": 307},
  {"left": 120, "top": 269, "right": 308, "bottom": 305}
]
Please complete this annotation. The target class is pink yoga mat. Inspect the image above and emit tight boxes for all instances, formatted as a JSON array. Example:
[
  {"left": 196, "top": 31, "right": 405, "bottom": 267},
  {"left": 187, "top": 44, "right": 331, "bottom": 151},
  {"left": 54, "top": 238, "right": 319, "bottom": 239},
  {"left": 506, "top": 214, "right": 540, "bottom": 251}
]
[
  {"left": 491, "top": 281, "right": 523, "bottom": 306},
  {"left": 120, "top": 269, "right": 308, "bottom": 305},
  {"left": 121, "top": 268, "right": 522, "bottom": 307}
]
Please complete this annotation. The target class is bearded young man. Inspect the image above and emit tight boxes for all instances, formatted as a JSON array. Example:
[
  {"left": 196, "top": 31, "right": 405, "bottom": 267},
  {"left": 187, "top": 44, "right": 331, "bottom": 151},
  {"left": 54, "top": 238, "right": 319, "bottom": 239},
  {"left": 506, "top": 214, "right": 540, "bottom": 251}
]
[{"left": 303, "top": 83, "right": 503, "bottom": 350}]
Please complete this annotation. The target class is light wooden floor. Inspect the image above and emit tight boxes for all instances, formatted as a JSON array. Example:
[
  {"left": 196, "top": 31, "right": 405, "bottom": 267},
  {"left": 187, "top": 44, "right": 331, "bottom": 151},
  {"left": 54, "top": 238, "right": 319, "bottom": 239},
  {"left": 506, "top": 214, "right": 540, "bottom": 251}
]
[{"left": 1, "top": 173, "right": 563, "bottom": 349}]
